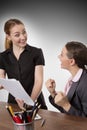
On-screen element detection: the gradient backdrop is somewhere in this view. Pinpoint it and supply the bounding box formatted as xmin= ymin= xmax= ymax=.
xmin=0 ymin=0 xmax=87 ymax=111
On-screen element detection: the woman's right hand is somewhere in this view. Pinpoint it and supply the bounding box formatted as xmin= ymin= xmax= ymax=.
xmin=45 ymin=79 xmax=57 ymax=98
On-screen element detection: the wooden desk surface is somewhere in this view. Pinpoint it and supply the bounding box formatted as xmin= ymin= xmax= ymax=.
xmin=0 ymin=102 xmax=87 ymax=130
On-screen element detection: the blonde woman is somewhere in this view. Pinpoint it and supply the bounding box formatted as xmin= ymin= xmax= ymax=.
xmin=0 ymin=18 xmax=47 ymax=109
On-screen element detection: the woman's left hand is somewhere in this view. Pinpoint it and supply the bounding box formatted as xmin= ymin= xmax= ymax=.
xmin=15 ymin=98 xmax=25 ymax=110
xmin=54 ymin=91 xmax=71 ymax=111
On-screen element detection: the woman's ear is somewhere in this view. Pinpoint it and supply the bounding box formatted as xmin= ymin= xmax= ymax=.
xmin=70 ymin=58 xmax=75 ymax=66
xmin=6 ymin=34 xmax=11 ymax=41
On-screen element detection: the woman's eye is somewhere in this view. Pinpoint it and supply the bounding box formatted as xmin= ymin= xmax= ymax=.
xmin=15 ymin=34 xmax=20 ymax=37
xmin=22 ymin=30 xmax=26 ymax=35
xmin=14 ymin=31 xmax=26 ymax=37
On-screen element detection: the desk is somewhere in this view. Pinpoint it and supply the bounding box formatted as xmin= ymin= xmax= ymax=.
xmin=0 ymin=102 xmax=87 ymax=130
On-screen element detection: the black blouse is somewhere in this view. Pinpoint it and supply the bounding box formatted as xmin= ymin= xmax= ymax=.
xmin=0 ymin=44 xmax=47 ymax=109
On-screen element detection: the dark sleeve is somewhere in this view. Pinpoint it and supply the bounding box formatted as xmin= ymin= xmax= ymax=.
xmin=34 ymin=48 xmax=45 ymax=66
xmin=0 ymin=54 xmax=5 ymax=69
xmin=49 ymin=93 xmax=87 ymax=117
xmin=49 ymin=95 xmax=66 ymax=113
xmin=68 ymin=104 xmax=87 ymax=117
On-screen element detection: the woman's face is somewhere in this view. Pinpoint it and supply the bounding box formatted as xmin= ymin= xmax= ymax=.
xmin=58 ymin=46 xmax=74 ymax=70
xmin=7 ymin=24 xmax=27 ymax=48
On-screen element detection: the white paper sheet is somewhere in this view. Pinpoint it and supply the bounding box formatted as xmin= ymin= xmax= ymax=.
xmin=0 ymin=78 xmax=34 ymax=106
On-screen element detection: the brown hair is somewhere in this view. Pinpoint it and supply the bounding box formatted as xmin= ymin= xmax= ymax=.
xmin=65 ymin=41 xmax=87 ymax=69
xmin=4 ymin=18 xmax=24 ymax=50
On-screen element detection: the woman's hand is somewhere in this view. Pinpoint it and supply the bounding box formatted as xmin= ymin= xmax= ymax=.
xmin=45 ymin=79 xmax=57 ymax=98
xmin=54 ymin=91 xmax=71 ymax=111
xmin=15 ymin=98 xmax=32 ymax=110
xmin=15 ymin=98 xmax=25 ymax=110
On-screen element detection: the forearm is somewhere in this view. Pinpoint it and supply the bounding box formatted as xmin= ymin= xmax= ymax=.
xmin=49 ymin=95 xmax=64 ymax=112
xmin=31 ymin=83 xmax=42 ymax=101
xmin=31 ymin=65 xmax=43 ymax=101
xmin=0 ymin=69 xmax=6 ymax=89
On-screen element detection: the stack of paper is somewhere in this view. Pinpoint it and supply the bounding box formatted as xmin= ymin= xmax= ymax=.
xmin=0 ymin=78 xmax=34 ymax=106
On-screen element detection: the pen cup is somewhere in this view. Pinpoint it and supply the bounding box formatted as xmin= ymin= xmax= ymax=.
xmin=13 ymin=111 xmax=34 ymax=130
xmin=13 ymin=120 xmax=34 ymax=130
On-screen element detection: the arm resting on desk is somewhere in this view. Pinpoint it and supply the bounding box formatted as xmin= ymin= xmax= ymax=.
xmin=49 ymin=95 xmax=87 ymax=117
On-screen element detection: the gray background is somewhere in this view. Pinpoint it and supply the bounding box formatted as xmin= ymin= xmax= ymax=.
xmin=0 ymin=0 xmax=87 ymax=111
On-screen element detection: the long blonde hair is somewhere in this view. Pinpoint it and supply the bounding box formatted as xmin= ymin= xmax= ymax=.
xmin=4 ymin=18 xmax=24 ymax=50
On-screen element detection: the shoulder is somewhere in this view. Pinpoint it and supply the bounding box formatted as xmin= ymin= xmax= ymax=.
xmin=0 ymin=49 xmax=11 ymax=57
xmin=77 ymin=70 xmax=87 ymax=98
xmin=26 ymin=44 xmax=45 ymax=65
xmin=26 ymin=44 xmax=43 ymax=54
xmin=81 ymin=69 xmax=87 ymax=79
xmin=26 ymin=44 xmax=42 ymax=50
xmin=78 ymin=69 xmax=87 ymax=88
xmin=0 ymin=50 xmax=8 ymax=62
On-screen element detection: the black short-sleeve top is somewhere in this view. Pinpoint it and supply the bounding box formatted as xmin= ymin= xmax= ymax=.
xmin=0 ymin=44 xmax=45 ymax=103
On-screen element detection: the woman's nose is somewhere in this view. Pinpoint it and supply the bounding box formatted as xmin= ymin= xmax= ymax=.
xmin=20 ymin=34 xmax=26 ymax=39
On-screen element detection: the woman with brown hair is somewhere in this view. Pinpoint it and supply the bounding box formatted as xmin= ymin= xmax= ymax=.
xmin=46 ymin=41 xmax=87 ymax=117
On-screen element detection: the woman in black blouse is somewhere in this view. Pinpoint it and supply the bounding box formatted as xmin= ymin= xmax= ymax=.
xmin=0 ymin=18 xmax=47 ymax=109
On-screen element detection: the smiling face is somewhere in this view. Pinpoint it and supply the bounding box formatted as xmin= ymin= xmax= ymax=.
xmin=58 ymin=46 xmax=75 ymax=70
xmin=6 ymin=24 xmax=27 ymax=48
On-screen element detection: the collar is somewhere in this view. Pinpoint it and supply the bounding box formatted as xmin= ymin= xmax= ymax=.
xmin=5 ymin=44 xmax=31 ymax=53
xmin=72 ymin=69 xmax=83 ymax=82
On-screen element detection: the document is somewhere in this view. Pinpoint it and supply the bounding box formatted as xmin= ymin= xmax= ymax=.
xmin=0 ymin=78 xmax=34 ymax=106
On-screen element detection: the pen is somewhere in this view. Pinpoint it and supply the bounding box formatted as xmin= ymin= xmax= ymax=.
xmin=22 ymin=110 xmax=29 ymax=123
xmin=6 ymin=105 xmax=23 ymax=123
xmin=32 ymin=104 xmax=41 ymax=120
xmin=41 ymin=119 xmax=45 ymax=127
xmin=30 ymin=101 xmax=38 ymax=118
xmin=8 ymin=105 xmax=15 ymax=116
xmin=13 ymin=115 xmax=23 ymax=123
xmin=6 ymin=105 xmax=13 ymax=117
